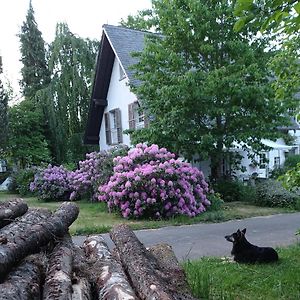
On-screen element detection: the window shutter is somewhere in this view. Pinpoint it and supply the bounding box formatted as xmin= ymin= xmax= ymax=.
xmin=128 ymin=103 xmax=136 ymax=130
xmin=144 ymin=114 xmax=150 ymax=128
xmin=116 ymin=109 xmax=123 ymax=143
xmin=104 ymin=112 xmax=111 ymax=145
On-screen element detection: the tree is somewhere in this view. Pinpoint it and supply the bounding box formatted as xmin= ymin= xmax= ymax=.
xmin=36 ymin=23 xmax=98 ymax=163
xmin=8 ymin=100 xmax=51 ymax=168
xmin=129 ymin=0 xmax=292 ymax=180
xmin=18 ymin=0 xmax=50 ymax=99
xmin=234 ymin=0 xmax=300 ymax=34
xmin=0 ymin=57 xmax=9 ymax=153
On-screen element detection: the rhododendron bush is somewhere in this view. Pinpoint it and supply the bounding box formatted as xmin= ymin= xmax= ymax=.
xmin=98 ymin=144 xmax=211 ymax=218
xmin=30 ymin=165 xmax=71 ymax=201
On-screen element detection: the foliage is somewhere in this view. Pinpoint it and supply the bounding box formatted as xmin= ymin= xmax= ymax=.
xmin=254 ymin=179 xmax=299 ymax=208
xmin=98 ymin=144 xmax=211 ymax=219
xmin=279 ymin=162 xmax=300 ymax=191
xmin=284 ymin=154 xmax=300 ymax=169
xmin=35 ymin=23 xmax=99 ymax=164
xmin=234 ymin=0 xmax=300 ymax=34
xmin=213 ymin=180 xmax=257 ymax=202
xmin=68 ymin=145 xmax=129 ymax=201
xmin=30 ymin=164 xmax=72 ymax=201
xmin=18 ymin=0 xmax=50 ymax=99
xmin=129 ymin=0 xmax=290 ymax=180
xmin=184 ymin=244 xmax=300 ymax=299
xmin=8 ymin=100 xmax=51 ymax=168
xmin=0 ymin=58 xmax=8 ymax=153
xmin=9 ymin=167 xmax=38 ymax=196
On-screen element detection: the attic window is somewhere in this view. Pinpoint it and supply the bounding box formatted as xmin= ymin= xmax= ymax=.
xmin=119 ymin=63 xmax=126 ymax=81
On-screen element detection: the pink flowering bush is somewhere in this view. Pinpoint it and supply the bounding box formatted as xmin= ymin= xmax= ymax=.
xmin=98 ymin=144 xmax=211 ymax=219
xmin=68 ymin=145 xmax=129 ymax=200
xmin=30 ymin=164 xmax=71 ymax=201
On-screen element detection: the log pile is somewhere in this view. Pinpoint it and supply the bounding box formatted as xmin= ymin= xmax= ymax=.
xmin=0 ymin=198 xmax=198 ymax=300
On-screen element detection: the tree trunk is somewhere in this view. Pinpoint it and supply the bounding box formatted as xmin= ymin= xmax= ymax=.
xmin=0 ymin=198 xmax=28 ymax=228
xmin=0 ymin=254 xmax=45 ymax=300
xmin=0 ymin=208 xmax=52 ymax=243
xmin=43 ymin=234 xmax=74 ymax=300
xmin=110 ymin=224 xmax=199 ymax=300
xmin=0 ymin=202 xmax=79 ymax=281
xmin=83 ymin=235 xmax=137 ymax=300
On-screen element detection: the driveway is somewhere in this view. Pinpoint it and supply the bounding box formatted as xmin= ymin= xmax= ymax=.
xmin=72 ymin=212 xmax=300 ymax=261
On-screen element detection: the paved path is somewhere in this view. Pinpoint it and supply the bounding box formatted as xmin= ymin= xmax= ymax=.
xmin=73 ymin=212 xmax=300 ymax=261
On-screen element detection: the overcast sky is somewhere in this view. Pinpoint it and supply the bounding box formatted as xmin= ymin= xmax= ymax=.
xmin=0 ymin=0 xmax=151 ymax=97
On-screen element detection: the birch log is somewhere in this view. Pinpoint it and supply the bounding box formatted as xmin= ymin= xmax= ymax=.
xmin=0 ymin=202 xmax=79 ymax=281
xmin=0 ymin=198 xmax=28 ymax=228
xmin=0 ymin=254 xmax=45 ymax=300
xmin=110 ymin=224 xmax=199 ymax=300
xmin=83 ymin=235 xmax=137 ymax=300
xmin=43 ymin=234 xmax=74 ymax=300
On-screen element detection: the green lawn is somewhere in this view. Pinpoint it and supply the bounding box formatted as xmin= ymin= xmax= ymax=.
xmin=183 ymin=244 xmax=300 ymax=299
xmin=0 ymin=192 xmax=296 ymax=235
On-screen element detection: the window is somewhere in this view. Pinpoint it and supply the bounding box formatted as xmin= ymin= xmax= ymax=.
xmin=274 ymin=157 xmax=280 ymax=168
xmin=128 ymin=101 xmax=148 ymax=130
xmin=104 ymin=109 xmax=123 ymax=145
xmin=259 ymin=153 xmax=267 ymax=168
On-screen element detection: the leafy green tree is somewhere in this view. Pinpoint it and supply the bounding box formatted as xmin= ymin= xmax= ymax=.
xmin=37 ymin=23 xmax=98 ymax=163
xmin=18 ymin=0 xmax=50 ymax=99
xmin=8 ymin=100 xmax=51 ymax=168
xmin=129 ymin=0 xmax=292 ymax=180
xmin=0 ymin=57 xmax=9 ymax=153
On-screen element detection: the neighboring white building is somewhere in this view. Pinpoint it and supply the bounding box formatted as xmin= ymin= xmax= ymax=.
xmin=84 ymin=24 xmax=300 ymax=179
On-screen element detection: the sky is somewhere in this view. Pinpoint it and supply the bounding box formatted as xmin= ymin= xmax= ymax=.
xmin=0 ymin=0 xmax=151 ymax=99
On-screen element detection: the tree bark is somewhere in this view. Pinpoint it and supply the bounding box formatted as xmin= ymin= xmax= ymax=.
xmin=43 ymin=234 xmax=74 ymax=300
xmin=0 ymin=254 xmax=45 ymax=300
xmin=0 ymin=208 xmax=52 ymax=243
xmin=83 ymin=235 xmax=137 ymax=300
xmin=0 ymin=202 xmax=79 ymax=281
xmin=0 ymin=198 xmax=28 ymax=228
xmin=110 ymin=224 xmax=199 ymax=300
xmin=71 ymin=276 xmax=92 ymax=300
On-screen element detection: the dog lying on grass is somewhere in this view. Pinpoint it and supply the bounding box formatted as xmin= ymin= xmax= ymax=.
xmin=225 ymin=228 xmax=279 ymax=263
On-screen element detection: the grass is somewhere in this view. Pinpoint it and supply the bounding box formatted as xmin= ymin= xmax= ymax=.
xmin=0 ymin=191 xmax=296 ymax=235
xmin=183 ymin=244 xmax=300 ymax=299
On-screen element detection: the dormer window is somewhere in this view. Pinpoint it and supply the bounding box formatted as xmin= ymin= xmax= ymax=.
xmin=119 ymin=63 xmax=126 ymax=81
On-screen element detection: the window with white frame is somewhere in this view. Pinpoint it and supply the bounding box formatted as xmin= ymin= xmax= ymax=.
xmin=128 ymin=101 xmax=147 ymax=130
xmin=274 ymin=156 xmax=280 ymax=168
xmin=104 ymin=108 xmax=123 ymax=145
xmin=259 ymin=153 xmax=267 ymax=168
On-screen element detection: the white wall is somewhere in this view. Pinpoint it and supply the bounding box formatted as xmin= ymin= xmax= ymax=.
xmin=99 ymin=57 xmax=137 ymax=150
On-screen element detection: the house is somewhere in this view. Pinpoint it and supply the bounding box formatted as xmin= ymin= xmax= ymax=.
xmin=84 ymin=24 xmax=300 ymax=179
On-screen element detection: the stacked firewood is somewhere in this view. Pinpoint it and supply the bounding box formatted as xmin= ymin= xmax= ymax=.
xmin=0 ymin=198 xmax=198 ymax=300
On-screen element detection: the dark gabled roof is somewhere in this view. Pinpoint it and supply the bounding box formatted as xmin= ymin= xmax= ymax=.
xmin=84 ymin=25 xmax=150 ymax=145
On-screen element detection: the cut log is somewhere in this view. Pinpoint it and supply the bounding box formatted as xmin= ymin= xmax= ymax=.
xmin=0 ymin=202 xmax=79 ymax=281
xmin=148 ymin=243 xmax=190 ymax=293
xmin=72 ymin=276 xmax=92 ymax=300
xmin=0 ymin=254 xmax=45 ymax=300
xmin=110 ymin=224 xmax=199 ymax=300
xmin=83 ymin=235 xmax=137 ymax=300
xmin=43 ymin=234 xmax=74 ymax=300
xmin=0 ymin=208 xmax=52 ymax=243
xmin=0 ymin=198 xmax=28 ymax=228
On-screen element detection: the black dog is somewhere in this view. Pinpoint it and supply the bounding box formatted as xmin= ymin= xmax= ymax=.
xmin=225 ymin=228 xmax=278 ymax=263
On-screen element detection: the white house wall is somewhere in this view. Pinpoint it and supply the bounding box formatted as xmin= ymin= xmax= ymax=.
xmin=99 ymin=57 xmax=136 ymax=150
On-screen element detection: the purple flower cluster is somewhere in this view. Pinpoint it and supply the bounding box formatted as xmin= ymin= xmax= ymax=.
xmin=30 ymin=164 xmax=71 ymax=201
xmin=98 ymin=144 xmax=211 ymax=219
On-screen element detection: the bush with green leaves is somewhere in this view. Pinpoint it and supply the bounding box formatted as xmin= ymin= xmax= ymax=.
xmin=213 ymin=179 xmax=257 ymax=203
xmin=254 ymin=179 xmax=299 ymax=208
xmin=279 ymin=162 xmax=300 ymax=192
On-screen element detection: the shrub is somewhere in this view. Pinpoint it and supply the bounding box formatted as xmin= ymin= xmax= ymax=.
xmin=284 ymin=155 xmax=300 ymax=169
xmin=254 ymin=179 xmax=299 ymax=208
xmin=98 ymin=144 xmax=211 ymax=219
xmin=213 ymin=180 xmax=256 ymax=203
xmin=68 ymin=145 xmax=129 ymax=201
xmin=30 ymin=165 xmax=72 ymax=201
xmin=279 ymin=162 xmax=300 ymax=192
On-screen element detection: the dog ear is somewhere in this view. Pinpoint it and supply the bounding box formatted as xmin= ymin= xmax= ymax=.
xmin=242 ymin=228 xmax=246 ymax=234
